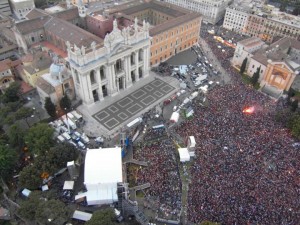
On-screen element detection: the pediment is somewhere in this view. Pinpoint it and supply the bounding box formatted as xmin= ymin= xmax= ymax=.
xmin=271 ymin=61 xmax=294 ymax=73
xmin=109 ymin=43 xmax=132 ymax=57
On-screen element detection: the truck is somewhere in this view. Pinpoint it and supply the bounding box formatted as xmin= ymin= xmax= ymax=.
xmin=61 ymin=115 xmax=76 ymax=130
xmin=62 ymin=132 xmax=71 ymax=141
xmin=71 ymin=110 xmax=83 ymax=122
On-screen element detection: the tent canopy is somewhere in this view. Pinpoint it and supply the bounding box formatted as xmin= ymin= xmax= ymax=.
xmin=178 ymin=148 xmax=190 ymax=162
xmin=189 ymin=136 xmax=196 ymax=148
xmin=63 ymin=181 xmax=74 ymax=190
xmin=170 ymin=111 xmax=179 ymax=123
xmin=72 ymin=210 xmax=92 ymax=221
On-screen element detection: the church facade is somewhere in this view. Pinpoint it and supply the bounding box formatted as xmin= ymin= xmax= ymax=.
xmin=67 ymin=19 xmax=151 ymax=106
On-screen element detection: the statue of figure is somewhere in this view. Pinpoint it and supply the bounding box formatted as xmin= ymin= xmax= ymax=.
xmin=81 ymin=45 xmax=85 ymax=55
xmin=134 ymin=17 xmax=138 ymax=31
xmin=66 ymin=41 xmax=71 ymax=50
xmin=91 ymin=41 xmax=96 ymax=51
xmin=113 ymin=19 xmax=118 ymax=30
xmin=74 ymin=44 xmax=81 ymax=55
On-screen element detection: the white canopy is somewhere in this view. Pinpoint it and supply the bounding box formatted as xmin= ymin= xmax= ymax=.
xmin=189 ymin=136 xmax=196 ymax=148
xmin=42 ymin=185 xmax=49 ymax=191
xmin=170 ymin=111 xmax=179 ymax=123
xmin=72 ymin=210 xmax=92 ymax=221
xmin=84 ymin=147 xmax=122 ymax=205
xmin=178 ymin=148 xmax=190 ymax=162
xmin=63 ymin=181 xmax=74 ymax=190
xmin=21 ymin=189 xmax=31 ymax=197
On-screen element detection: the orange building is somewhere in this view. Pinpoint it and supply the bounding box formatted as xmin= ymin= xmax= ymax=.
xmin=105 ymin=0 xmax=202 ymax=66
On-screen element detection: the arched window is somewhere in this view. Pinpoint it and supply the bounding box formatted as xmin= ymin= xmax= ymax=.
xmin=131 ymin=52 xmax=135 ymax=65
xmin=138 ymin=49 xmax=143 ymax=62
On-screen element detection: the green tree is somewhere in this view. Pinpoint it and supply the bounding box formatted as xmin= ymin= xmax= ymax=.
xmin=251 ymin=66 xmax=261 ymax=85
xmin=292 ymin=6 xmax=300 ymax=15
xmin=287 ymin=114 xmax=300 ymax=139
xmin=35 ymin=199 xmax=70 ymax=225
xmin=0 ymin=144 xmax=16 ymax=179
xmin=240 ymin=58 xmax=247 ymax=75
xmin=291 ymin=99 xmax=298 ymax=112
xmin=59 ymin=95 xmax=71 ymax=112
xmin=18 ymin=191 xmax=42 ymax=220
xmin=44 ymin=97 xmax=57 ymax=118
xmin=2 ymin=82 xmax=21 ymax=103
xmin=19 ymin=164 xmax=43 ymax=189
xmin=85 ymin=208 xmax=117 ymax=225
xmin=25 ymin=123 xmax=54 ymax=154
xmin=7 ymin=122 xmax=25 ymax=147
xmin=15 ymin=107 xmax=34 ymax=127
xmin=280 ymin=0 xmax=288 ymax=12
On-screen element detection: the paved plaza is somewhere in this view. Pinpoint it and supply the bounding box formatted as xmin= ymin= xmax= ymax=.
xmin=92 ymin=79 xmax=175 ymax=131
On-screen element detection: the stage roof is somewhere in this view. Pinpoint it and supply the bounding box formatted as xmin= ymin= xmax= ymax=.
xmin=84 ymin=147 xmax=122 ymax=185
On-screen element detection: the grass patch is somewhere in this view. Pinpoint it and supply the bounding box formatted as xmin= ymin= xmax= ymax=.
xmin=136 ymin=190 xmax=145 ymax=198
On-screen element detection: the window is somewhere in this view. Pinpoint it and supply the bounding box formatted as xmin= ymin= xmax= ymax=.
xmin=90 ymin=70 xmax=96 ymax=84
xmin=100 ymin=66 xmax=105 ymax=80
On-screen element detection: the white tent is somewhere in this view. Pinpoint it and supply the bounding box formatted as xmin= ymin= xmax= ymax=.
xmin=42 ymin=185 xmax=49 ymax=191
xmin=170 ymin=111 xmax=179 ymax=123
xmin=178 ymin=148 xmax=190 ymax=162
xmin=84 ymin=147 xmax=122 ymax=205
xmin=63 ymin=181 xmax=74 ymax=190
xmin=189 ymin=136 xmax=196 ymax=148
xmin=72 ymin=210 xmax=92 ymax=221
xmin=21 ymin=189 xmax=31 ymax=197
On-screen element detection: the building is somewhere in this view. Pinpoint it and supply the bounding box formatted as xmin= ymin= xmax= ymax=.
xmin=0 ymin=0 xmax=12 ymax=16
xmin=10 ymin=0 xmax=35 ymax=20
xmin=81 ymin=147 xmax=122 ymax=205
xmin=0 ymin=59 xmax=14 ymax=93
xmin=68 ymin=18 xmax=151 ymax=105
xmin=223 ymin=3 xmax=300 ymax=43
xmin=164 ymin=0 xmax=232 ymax=24
xmin=234 ymin=37 xmax=300 ymax=97
xmin=36 ymin=57 xmax=75 ymax=106
xmin=22 ymin=49 xmax=52 ymax=87
xmin=105 ymin=0 xmax=202 ymax=66
xmin=232 ymin=37 xmax=265 ymax=66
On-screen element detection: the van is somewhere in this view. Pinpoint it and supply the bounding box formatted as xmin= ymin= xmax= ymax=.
xmin=77 ymin=141 xmax=86 ymax=149
xmin=62 ymin=132 xmax=71 ymax=141
xmin=57 ymin=135 xmax=65 ymax=143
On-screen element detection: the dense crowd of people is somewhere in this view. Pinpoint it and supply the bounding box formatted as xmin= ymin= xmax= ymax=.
xmin=133 ymin=128 xmax=182 ymax=220
xmin=174 ymin=81 xmax=299 ymax=224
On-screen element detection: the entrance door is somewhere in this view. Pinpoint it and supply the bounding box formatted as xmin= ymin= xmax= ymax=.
xmin=119 ymin=77 xmax=124 ymax=90
xmin=102 ymin=85 xmax=108 ymax=97
xmin=92 ymin=90 xmax=99 ymax=102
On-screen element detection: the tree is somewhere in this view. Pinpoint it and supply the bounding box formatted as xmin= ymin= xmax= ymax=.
xmin=15 ymin=107 xmax=34 ymax=127
xmin=2 ymin=82 xmax=21 ymax=103
xmin=19 ymin=164 xmax=43 ymax=189
xmin=7 ymin=122 xmax=25 ymax=147
xmin=292 ymin=6 xmax=300 ymax=15
xmin=287 ymin=114 xmax=300 ymax=139
xmin=280 ymin=0 xmax=288 ymax=12
xmin=85 ymin=208 xmax=117 ymax=225
xmin=0 ymin=144 xmax=16 ymax=179
xmin=291 ymin=99 xmax=298 ymax=112
xmin=251 ymin=66 xmax=261 ymax=85
xmin=18 ymin=191 xmax=42 ymax=220
xmin=240 ymin=58 xmax=247 ymax=75
xmin=59 ymin=95 xmax=71 ymax=112
xmin=44 ymin=97 xmax=57 ymax=118
xmin=35 ymin=199 xmax=70 ymax=225
xmin=24 ymin=123 xmax=54 ymax=154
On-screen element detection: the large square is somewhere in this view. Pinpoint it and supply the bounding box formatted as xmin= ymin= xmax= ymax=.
xmin=92 ymin=78 xmax=176 ymax=131
xmin=141 ymin=96 xmax=156 ymax=106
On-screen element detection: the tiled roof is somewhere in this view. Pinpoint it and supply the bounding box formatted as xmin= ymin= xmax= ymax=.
xmin=15 ymin=16 xmax=51 ymax=34
xmin=54 ymin=7 xmax=79 ymax=21
xmin=23 ymin=52 xmax=52 ymax=74
xmin=0 ymin=59 xmax=11 ymax=72
xmin=25 ymin=8 xmax=48 ymax=20
xmin=44 ymin=17 xmax=103 ymax=47
xmin=36 ymin=76 xmax=55 ymax=94
xmin=150 ymin=12 xmax=201 ymax=36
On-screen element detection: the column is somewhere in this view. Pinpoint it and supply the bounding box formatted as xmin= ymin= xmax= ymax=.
xmin=111 ymin=63 xmax=117 ymax=96
xmin=107 ymin=65 xmax=113 ymax=96
xmin=135 ymin=50 xmax=139 ymax=81
xmin=81 ymin=73 xmax=93 ymax=105
xmin=96 ymin=68 xmax=104 ymax=100
xmin=125 ymin=56 xmax=132 ymax=88
xmin=143 ymin=47 xmax=149 ymax=77
xmin=86 ymin=72 xmax=94 ymax=104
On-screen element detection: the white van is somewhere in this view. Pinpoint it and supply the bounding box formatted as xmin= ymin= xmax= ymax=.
xmin=57 ymin=135 xmax=65 ymax=143
xmin=62 ymin=132 xmax=71 ymax=141
xmin=77 ymin=141 xmax=86 ymax=149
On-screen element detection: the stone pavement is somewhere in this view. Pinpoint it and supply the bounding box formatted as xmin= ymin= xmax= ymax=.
xmin=77 ymin=71 xmax=180 ymax=138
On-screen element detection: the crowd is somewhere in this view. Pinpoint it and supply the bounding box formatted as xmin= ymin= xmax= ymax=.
xmin=133 ymin=128 xmax=182 ymax=220
xmin=174 ymin=82 xmax=300 ymax=224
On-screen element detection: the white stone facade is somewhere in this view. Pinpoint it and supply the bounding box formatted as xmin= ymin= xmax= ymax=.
xmin=164 ymin=0 xmax=232 ymax=24
xmin=223 ymin=6 xmax=249 ymax=33
xmin=10 ymin=0 xmax=35 ymax=20
xmin=67 ymin=19 xmax=151 ymax=106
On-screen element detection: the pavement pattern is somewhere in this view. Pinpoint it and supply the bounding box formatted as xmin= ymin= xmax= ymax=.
xmin=92 ymin=78 xmax=175 ymax=131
